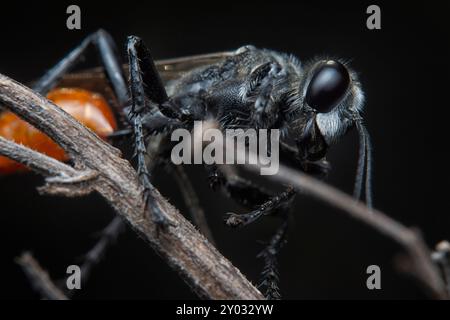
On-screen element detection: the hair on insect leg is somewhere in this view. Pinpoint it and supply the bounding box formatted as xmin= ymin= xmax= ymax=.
xmin=21 ymin=29 xmax=136 ymax=293
xmin=205 ymin=164 xmax=273 ymax=205
xmin=203 ymin=165 xmax=297 ymax=227
xmin=257 ymin=217 xmax=289 ymax=300
xmin=225 ymin=187 xmax=296 ymax=228
xmin=126 ymin=35 xmax=179 ymax=230
xmin=203 ymin=163 xmax=293 ymax=298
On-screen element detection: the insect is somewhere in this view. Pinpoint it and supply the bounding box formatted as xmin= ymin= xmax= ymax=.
xmin=1 ymin=29 xmax=373 ymax=299
xmin=0 ymin=88 xmax=117 ymax=174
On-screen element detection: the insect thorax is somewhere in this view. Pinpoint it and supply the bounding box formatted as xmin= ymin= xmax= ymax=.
xmin=165 ymin=46 xmax=306 ymax=132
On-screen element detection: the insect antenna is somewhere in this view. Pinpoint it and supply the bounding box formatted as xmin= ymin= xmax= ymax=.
xmin=353 ymin=121 xmax=373 ymax=208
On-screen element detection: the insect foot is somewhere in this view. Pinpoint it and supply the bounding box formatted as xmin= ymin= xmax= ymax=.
xmin=225 ymin=188 xmax=295 ymax=228
xmin=257 ymin=220 xmax=288 ymax=300
xmin=153 ymin=214 xmax=175 ymax=236
xmin=224 ymin=212 xmax=249 ymax=228
xmin=150 ymin=211 xmax=175 ymax=237
xmin=257 ymin=247 xmax=282 ymax=300
xmin=144 ymin=192 xmax=176 ymax=235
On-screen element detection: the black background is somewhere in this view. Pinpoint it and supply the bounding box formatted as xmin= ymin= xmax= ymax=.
xmin=0 ymin=1 xmax=448 ymax=299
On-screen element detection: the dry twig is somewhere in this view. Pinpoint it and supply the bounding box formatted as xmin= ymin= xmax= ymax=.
xmin=1 ymin=72 xmax=446 ymax=300
xmin=243 ymin=162 xmax=448 ymax=299
xmin=16 ymin=252 xmax=68 ymax=300
xmin=0 ymin=73 xmax=263 ymax=300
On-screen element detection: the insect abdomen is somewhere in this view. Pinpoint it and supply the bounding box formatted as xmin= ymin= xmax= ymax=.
xmin=0 ymin=88 xmax=117 ymax=174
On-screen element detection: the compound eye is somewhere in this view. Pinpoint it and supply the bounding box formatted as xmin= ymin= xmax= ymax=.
xmin=305 ymin=60 xmax=350 ymax=112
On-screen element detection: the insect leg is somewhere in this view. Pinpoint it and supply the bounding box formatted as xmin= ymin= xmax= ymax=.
xmin=257 ymin=218 xmax=288 ymax=300
xmin=126 ymin=36 xmax=168 ymax=108
xmin=225 ymin=187 xmax=295 ymax=228
xmin=126 ymin=35 xmax=176 ymax=229
xmin=33 ymin=29 xmax=129 ymax=109
xmin=132 ymin=115 xmax=173 ymax=229
xmin=107 ymin=112 xmax=182 ymax=141
xmin=28 ymin=30 xmax=131 ymax=288
xmin=205 ymin=166 xmax=291 ymax=298
xmin=205 ymin=165 xmax=296 ymax=226
xmin=205 ymin=164 xmax=273 ymax=206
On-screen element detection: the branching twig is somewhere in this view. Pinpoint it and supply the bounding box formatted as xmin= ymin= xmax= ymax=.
xmin=243 ymin=162 xmax=448 ymax=299
xmin=188 ymin=119 xmax=448 ymax=300
xmin=0 ymin=136 xmax=78 ymax=177
xmin=16 ymin=252 xmax=68 ymax=300
xmin=0 ymin=73 xmax=263 ymax=300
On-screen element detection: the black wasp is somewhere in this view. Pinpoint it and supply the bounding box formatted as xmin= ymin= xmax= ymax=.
xmin=32 ymin=30 xmax=373 ymax=299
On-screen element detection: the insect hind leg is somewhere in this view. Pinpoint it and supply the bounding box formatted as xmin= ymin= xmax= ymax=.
xmin=28 ymin=30 xmax=132 ymax=291
xmin=33 ymin=29 xmax=129 ymax=119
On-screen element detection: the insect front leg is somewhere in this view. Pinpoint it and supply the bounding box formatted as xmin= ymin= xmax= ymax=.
xmin=126 ymin=35 xmax=179 ymax=229
xmin=132 ymin=115 xmax=172 ymax=229
xmin=27 ymin=30 xmax=132 ymax=287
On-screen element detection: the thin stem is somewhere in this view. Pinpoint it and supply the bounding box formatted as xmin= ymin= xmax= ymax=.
xmin=243 ymin=162 xmax=447 ymax=299
xmin=0 ymin=136 xmax=76 ymax=177
xmin=66 ymin=216 xmax=125 ymax=297
xmin=16 ymin=252 xmax=68 ymax=300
